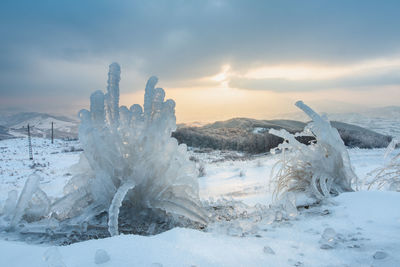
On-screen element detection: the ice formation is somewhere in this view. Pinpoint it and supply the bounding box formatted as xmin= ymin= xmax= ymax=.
xmin=6 ymin=173 xmax=51 ymax=229
xmin=269 ymin=101 xmax=357 ymax=202
xmin=1 ymin=63 xmax=207 ymax=240
xmin=368 ymin=139 xmax=400 ymax=191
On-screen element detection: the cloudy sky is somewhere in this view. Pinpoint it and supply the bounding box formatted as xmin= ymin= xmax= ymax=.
xmin=1 ymin=0 xmax=400 ymax=122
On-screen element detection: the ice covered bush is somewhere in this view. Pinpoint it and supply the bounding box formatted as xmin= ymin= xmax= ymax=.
xmin=368 ymin=139 xmax=400 ymax=191
xmin=57 ymin=63 xmax=208 ymax=235
xmin=269 ymin=101 xmax=357 ymax=202
xmin=1 ymin=63 xmax=207 ymax=239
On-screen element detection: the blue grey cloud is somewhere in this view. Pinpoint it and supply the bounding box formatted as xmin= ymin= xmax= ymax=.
xmin=1 ymin=0 xmax=400 ymax=108
xmin=229 ymin=66 xmax=400 ymax=92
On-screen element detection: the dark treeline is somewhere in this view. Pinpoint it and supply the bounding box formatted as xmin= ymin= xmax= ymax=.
xmin=173 ymin=127 xmax=314 ymax=154
xmin=172 ymin=118 xmax=392 ymax=154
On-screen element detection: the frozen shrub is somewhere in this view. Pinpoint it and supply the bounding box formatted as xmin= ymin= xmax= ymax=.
xmin=368 ymin=139 xmax=400 ymax=191
xmin=1 ymin=63 xmax=207 ymax=239
xmin=60 ymin=63 xmax=207 ymax=235
xmin=269 ymin=101 xmax=357 ymax=202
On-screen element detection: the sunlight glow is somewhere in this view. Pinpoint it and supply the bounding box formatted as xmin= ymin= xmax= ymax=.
xmin=210 ymin=64 xmax=231 ymax=87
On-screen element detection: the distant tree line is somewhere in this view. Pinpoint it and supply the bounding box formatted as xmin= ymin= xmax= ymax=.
xmin=172 ymin=121 xmax=392 ymax=154
xmin=172 ymin=127 xmax=314 ymax=154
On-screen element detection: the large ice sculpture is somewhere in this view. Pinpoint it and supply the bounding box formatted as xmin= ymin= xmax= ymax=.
xmin=64 ymin=63 xmax=208 ymax=235
xmin=1 ymin=63 xmax=207 ymax=239
xmin=269 ymin=101 xmax=357 ymax=201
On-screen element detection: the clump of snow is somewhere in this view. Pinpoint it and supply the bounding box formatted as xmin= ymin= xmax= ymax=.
xmin=269 ymin=101 xmax=357 ymax=202
xmin=263 ymin=245 xmax=275 ymax=255
xmin=94 ymin=249 xmax=110 ymax=264
xmin=252 ymin=127 xmax=267 ymax=134
xmin=43 ymin=247 xmax=66 ymax=267
xmin=373 ymin=251 xmax=388 ymax=260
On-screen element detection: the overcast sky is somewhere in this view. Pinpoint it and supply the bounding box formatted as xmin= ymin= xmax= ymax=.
xmin=1 ymin=0 xmax=400 ymax=121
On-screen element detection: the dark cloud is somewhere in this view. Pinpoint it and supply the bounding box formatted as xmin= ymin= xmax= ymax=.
xmin=1 ymin=0 xmax=400 ymax=110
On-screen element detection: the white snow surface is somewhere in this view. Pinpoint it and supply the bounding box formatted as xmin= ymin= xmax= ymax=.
xmin=0 ymin=137 xmax=399 ymax=266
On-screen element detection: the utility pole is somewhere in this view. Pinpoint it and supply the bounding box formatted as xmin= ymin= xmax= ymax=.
xmin=28 ymin=124 xmax=33 ymax=160
xmin=51 ymin=121 xmax=54 ymax=144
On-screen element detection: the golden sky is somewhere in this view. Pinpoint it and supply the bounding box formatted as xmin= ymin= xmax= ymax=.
xmin=120 ymin=58 xmax=400 ymax=123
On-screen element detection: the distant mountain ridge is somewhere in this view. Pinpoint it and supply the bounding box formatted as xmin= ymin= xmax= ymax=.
xmin=0 ymin=112 xmax=77 ymax=126
xmin=0 ymin=112 xmax=79 ymax=140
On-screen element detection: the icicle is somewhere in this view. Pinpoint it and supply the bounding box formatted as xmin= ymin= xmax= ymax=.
xmin=105 ymin=63 xmax=121 ymax=126
xmin=108 ymin=181 xmax=136 ymax=236
xmin=10 ymin=173 xmax=40 ymax=229
xmin=143 ymin=76 xmax=158 ymax=121
xmin=2 ymin=190 xmax=18 ymax=218
xmin=90 ymin=90 xmax=105 ymax=126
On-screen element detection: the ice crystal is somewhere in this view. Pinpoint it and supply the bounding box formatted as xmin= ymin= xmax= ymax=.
xmin=269 ymin=101 xmax=357 ymax=201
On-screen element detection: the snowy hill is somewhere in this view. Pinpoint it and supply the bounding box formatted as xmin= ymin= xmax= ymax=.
xmin=0 ymin=112 xmax=79 ymax=140
xmin=0 ymin=126 xmax=14 ymax=140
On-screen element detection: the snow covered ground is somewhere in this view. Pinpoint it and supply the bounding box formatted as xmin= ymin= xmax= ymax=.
xmin=0 ymin=137 xmax=399 ymax=266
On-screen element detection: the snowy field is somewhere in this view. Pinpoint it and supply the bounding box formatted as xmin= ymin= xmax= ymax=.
xmin=0 ymin=137 xmax=399 ymax=266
